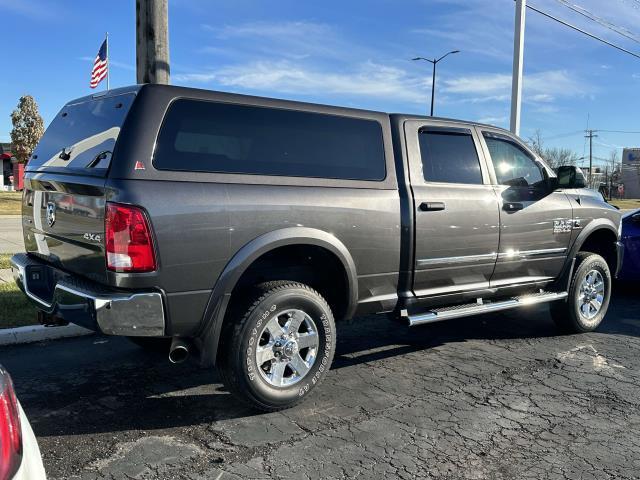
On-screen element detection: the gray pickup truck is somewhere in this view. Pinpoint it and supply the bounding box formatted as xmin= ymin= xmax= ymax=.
xmin=11 ymin=84 xmax=623 ymax=411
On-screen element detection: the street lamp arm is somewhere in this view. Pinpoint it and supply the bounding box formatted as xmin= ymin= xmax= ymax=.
xmin=435 ymin=50 xmax=461 ymax=63
xmin=411 ymin=56 xmax=434 ymax=63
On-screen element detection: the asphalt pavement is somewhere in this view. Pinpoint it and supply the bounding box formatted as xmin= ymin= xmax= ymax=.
xmin=1 ymin=285 xmax=640 ymax=480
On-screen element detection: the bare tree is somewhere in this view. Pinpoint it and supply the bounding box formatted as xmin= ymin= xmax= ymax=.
xmin=527 ymin=129 xmax=579 ymax=169
xmin=527 ymin=129 xmax=545 ymax=158
xmin=10 ymin=95 xmax=44 ymax=164
xmin=544 ymin=147 xmax=580 ymax=169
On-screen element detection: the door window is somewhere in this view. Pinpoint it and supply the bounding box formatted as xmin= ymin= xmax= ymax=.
xmin=483 ymin=133 xmax=545 ymax=188
xmin=418 ymin=129 xmax=483 ymax=184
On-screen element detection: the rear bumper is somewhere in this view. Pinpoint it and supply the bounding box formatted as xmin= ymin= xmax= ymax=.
xmin=10 ymin=253 xmax=165 ymax=337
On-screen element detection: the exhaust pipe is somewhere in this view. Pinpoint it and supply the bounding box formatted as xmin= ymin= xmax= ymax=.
xmin=169 ymin=337 xmax=190 ymax=364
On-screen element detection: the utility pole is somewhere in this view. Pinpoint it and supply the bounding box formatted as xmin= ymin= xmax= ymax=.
xmin=136 ymin=0 xmax=170 ymax=84
xmin=510 ymin=0 xmax=526 ymax=136
xmin=585 ymin=129 xmax=598 ymax=187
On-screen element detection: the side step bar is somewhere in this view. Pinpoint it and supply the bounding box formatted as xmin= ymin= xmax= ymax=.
xmin=405 ymin=291 xmax=568 ymax=327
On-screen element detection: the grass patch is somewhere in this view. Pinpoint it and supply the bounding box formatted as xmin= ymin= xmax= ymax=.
xmin=0 ymin=191 xmax=22 ymax=215
xmin=609 ymin=199 xmax=640 ymax=210
xmin=0 ymin=254 xmax=11 ymax=269
xmin=0 ymin=281 xmax=38 ymax=329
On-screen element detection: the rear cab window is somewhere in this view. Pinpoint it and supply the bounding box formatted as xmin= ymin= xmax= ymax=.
xmin=418 ymin=128 xmax=483 ymax=184
xmin=153 ymin=99 xmax=387 ymax=181
xmin=27 ymin=93 xmax=136 ymax=176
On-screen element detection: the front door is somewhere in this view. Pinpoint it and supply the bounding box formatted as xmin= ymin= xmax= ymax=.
xmin=405 ymin=121 xmax=500 ymax=297
xmin=476 ymin=128 xmax=573 ymax=287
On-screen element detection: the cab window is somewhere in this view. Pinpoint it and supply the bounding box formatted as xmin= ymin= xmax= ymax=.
xmin=418 ymin=128 xmax=483 ymax=184
xmin=483 ymin=133 xmax=545 ymax=188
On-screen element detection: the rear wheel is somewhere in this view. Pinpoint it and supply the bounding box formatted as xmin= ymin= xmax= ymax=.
xmin=217 ymin=281 xmax=336 ymax=411
xmin=551 ymin=252 xmax=611 ymax=333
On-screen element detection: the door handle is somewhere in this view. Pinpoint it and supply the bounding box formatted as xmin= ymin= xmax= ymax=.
xmin=419 ymin=202 xmax=446 ymax=212
xmin=503 ymin=202 xmax=524 ymax=212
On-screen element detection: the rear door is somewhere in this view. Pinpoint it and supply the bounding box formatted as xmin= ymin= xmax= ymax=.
xmin=405 ymin=120 xmax=500 ymax=297
xmin=476 ymin=128 xmax=573 ymax=287
xmin=22 ymin=92 xmax=136 ymax=282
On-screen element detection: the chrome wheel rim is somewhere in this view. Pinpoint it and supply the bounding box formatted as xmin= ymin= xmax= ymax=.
xmin=255 ymin=309 xmax=319 ymax=387
xmin=579 ymin=269 xmax=605 ymax=320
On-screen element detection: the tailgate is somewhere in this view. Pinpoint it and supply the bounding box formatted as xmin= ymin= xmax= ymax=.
xmin=22 ymin=175 xmax=108 ymax=283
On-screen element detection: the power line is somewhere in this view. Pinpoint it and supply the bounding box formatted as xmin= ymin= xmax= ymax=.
xmin=544 ymin=129 xmax=585 ymax=140
xmin=526 ymin=3 xmax=640 ymax=60
xmin=555 ymin=0 xmax=640 ymax=45
xmin=597 ymin=129 xmax=640 ymax=134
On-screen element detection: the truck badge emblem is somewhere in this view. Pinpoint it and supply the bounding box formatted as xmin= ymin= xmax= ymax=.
xmin=46 ymin=202 xmax=56 ymax=227
xmin=553 ymin=219 xmax=572 ymax=234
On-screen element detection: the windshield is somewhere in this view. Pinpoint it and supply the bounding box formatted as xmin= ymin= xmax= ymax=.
xmin=26 ymin=92 xmax=135 ymax=175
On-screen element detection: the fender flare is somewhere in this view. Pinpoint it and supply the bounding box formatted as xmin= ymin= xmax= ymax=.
xmin=555 ymin=219 xmax=620 ymax=290
xmin=195 ymin=227 xmax=358 ymax=366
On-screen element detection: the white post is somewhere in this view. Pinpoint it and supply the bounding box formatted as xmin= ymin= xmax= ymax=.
xmin=106 ymin=32 xmax=110 ymax=91
xmin=510 ymin=0 xmax=526 ymax=136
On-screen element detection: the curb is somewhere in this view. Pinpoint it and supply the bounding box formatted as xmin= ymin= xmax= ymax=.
xmin=0 ymin=324 xmax=94 ymax=346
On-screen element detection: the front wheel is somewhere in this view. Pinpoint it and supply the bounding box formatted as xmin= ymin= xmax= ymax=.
xmin=551 ymin=252 xmax=612 ymax=333
xmin=217 ymin=281 xmax=336 ymax=411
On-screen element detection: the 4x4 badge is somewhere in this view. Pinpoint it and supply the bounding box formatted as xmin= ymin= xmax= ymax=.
xmin=46 ymin=202 xmax=56 ymax=227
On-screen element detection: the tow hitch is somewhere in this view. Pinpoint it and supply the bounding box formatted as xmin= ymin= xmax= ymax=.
xmin=37 ymin=311 xmax=69 ymax=327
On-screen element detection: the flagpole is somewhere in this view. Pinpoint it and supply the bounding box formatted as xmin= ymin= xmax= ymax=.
xmin=106 ymin=32 xmax=110 ymax=91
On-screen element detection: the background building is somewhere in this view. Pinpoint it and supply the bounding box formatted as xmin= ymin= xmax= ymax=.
xmin=0 ymin=142 xmax=14 ymax=190
xmin=621 ymin=148 xmax=640 ymax=198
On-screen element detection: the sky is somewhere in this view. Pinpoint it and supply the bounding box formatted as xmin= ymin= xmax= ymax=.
xmin=1 ymin=0 xmax=639 ymax=168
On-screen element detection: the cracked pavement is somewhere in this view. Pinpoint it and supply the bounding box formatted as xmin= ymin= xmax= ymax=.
xmin=2 ymin=285 xmax=640 ymax=479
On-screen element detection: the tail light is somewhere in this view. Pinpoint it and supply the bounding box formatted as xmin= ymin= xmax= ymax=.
xmin=0 ymin=368 xmax=22 ymax=480
xmin=105 ymin=202 xmax=157 ymax=273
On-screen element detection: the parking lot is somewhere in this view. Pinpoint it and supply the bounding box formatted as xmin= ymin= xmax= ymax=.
xmin=2 ymin=286 xmax=640 ymax=480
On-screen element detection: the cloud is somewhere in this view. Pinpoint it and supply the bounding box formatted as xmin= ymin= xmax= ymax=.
xmin=205 ymin=21 xmax=332 ymax=40
xmin=78 ymin=56 xmax=135 ymax=72
xmin=174 ymin=60 xmax=429 ymax=103
xmin=442 ymin=70 xmax=590 ymax=105
xmin=199 ymin=21 xmax=351 ymax=61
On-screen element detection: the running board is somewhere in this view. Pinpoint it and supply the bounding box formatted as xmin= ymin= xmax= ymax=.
xmin=405 ymin=291 xmax=568 ymax=327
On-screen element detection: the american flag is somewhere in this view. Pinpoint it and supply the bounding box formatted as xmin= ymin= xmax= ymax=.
xmin=90 ymin=39 xmax=108 ymax=89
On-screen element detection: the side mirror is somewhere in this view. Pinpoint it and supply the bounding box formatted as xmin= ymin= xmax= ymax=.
xmin=632 ymin=212 xmax=640 ymax=224
xmin=555 ymin=166 xmax=587 ymax=189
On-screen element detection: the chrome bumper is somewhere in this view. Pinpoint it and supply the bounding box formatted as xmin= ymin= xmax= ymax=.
xmin=10 ymin=253 xmax=165 ymax=336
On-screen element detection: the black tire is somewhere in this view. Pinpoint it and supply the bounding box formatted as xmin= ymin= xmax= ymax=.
xmin=551 ymin=252 xmax=612 ymax=333
xmin=217 ymin=281 xmax=336 ymax=412
xmin=127 ymin=336 xmax=172 ymax=353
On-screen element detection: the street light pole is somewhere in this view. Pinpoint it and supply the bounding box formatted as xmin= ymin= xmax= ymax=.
xmin=431 ymin=61 xmax=436 ymax=117
xmin=413 ymin=50 xmax=460 ymax=116
xmin=510 ymin=0 xmax=526 ymax=136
